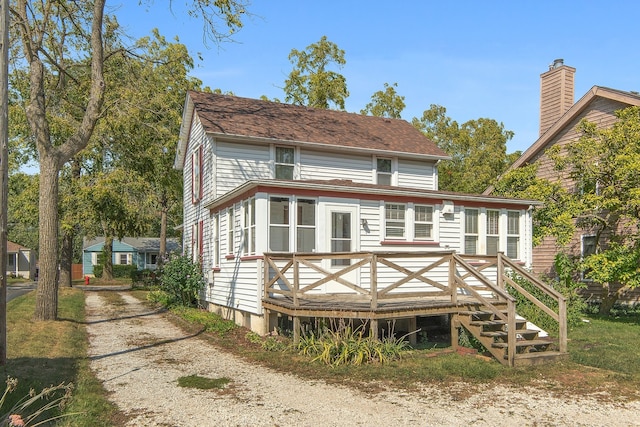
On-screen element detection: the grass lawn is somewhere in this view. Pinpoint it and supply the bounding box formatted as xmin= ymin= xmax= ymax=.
xmin=4 ymin=286 xmax=122 ymax=426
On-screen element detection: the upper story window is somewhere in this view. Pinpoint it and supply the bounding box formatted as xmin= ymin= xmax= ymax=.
xmin=191 ymin=146 xmax=203 ymax=203
xmin=275 ymin=146 xmax=295 ymax=180
xmin=414 ymin=205 xmax=433 ymax=240
xmin=486 ymin=209 xmax=500 ymax=256
xmin=464 ymin=209 xmax=479 ymax=255
xmin=385 ymin=203 xmax=405 ymax=239
xmin=376 ymin=158 xmax=392 ymax=185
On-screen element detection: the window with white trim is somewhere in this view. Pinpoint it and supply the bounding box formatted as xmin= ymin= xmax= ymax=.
xmin=296 ymin=199 xmax=316 ymax=252
xmin=486 ymin=209 xmax=500 ymax=255
xmin=376 ymin=158 xmax=392 ymax=185
xmin=275 ymin=146 xmax=295 ymax=180
xmin=506 ymin=211 xmax=520 ymax=259
xmin=191 ymin=145 xmax=202 ymax=203
xmin=385 ymin=203 xmax=405 ymax=239
xmin=464 ymin=209 xmax=479 ymax=255
xmin=414 ymin=205 xmax=433 ymax=240
xmin=243 ymin=198 xmax=256 ymax=256
xmin=119 ymin=253 xmax=129 ymax=265
xmin=212 ymin=213 xmax=220 ymax=267
xmin=581 ymin=235 xmax=597 ymax=280
xmin=269 ymin=196 xmax=290 ymax=251
xmin=227 ymin=206 xmax=235 ymax=255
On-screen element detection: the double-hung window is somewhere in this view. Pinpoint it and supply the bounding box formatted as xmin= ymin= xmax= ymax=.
xmin=486 ymin=210 xmax=500 ymax=255
xmin=269 ymin=197 xmax=290 ymax=251
xmin=296 ymin=199 xmax=316 ymax=252
xmin=227 ymin=206 xmax=235 ymax=255
xmin=414 ymin=205 xmax=433 ymax=240
xmin=385 ymin=203 xmax=405 ymax=239
xmin=212 ymin=213 xmax=220 ymax=267
xmin=243 ymin=198 xmax=256 ymax=256
xmin=464 ymin=209 xmax=479 ymax=255
xmin=275 ymin=147 xmax=295 ymax=180
xmin=506 ymin=211 xmax=520 ymax=259
xmin=376 ymin=158 xmax=392 ymax=185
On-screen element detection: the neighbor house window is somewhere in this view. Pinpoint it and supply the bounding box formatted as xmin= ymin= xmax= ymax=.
xmin=275 ymin=146 xmax=295 ymax=180
xmin=243 ymin=198 xmax=256 ymax=256
xmin=581 ymin=235 xmax=597 ymax=280
xmin=376 ymin=158 xmax=392 ymax=185
xmin=385 ymin=203 xmax=405 ymax=239
xmin=269 ymin=197 xmax=290 ymax=251
xmin=414 ymin=205 xmax=433 ymax=240
xmin=191 ymin=145 xmax=202 ymax=203
xmin=147 ymin=253 xmax=158 ymax=265
xmin=296 ymin=199 xmax=316 ymax=252
xmin=506 ymin=211 xmax=520 ymax=259
xmin=119 ymin=253 xmax=129 ymax=265
xmin=464 ymin=209 xmax=479 ymax=255
xmin=486 ymin=209 xmax=500 ymax=255
xmin=227 ymin=206 xmax=235 ymax=255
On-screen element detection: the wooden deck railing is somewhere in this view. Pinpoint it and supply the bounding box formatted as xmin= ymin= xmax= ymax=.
xmin=263 ymin=251 xmax=567 ymax=359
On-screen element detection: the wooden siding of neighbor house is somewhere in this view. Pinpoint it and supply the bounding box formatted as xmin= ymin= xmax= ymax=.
xmin=528 ymin=97 xmax=632 ymax=277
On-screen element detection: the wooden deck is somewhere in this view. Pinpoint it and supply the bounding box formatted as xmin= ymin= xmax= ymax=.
xmin=262 ymin=251 xmax=568 ymax=367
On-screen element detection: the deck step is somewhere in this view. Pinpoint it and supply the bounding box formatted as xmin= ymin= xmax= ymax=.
xmin=512 ymin=351 xmax=569 ymax=366
xmin=480 ymin=329 xmax=539 ymax=339
xmin=492 ymin=339 xmax=553 ymax=349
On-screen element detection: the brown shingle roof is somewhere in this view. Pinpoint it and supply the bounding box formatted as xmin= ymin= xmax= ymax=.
xmin=188 ymin=91 xmax=448 ymax=158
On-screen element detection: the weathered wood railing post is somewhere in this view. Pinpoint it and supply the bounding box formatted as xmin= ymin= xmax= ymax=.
xmin=448 ymin=252 xmax=459 ymax=350
xmin=558 ymin=297 xmax=568 ymax=353
xmin=507 ymin=299 xmax=516 ymax=367
xmin=497 ymin=252 xmax=504 ymax=291
xmin=370 ymin=253 xmax=378 ymax=340
xmin=292 ymin=254 xmax=300 ymax=345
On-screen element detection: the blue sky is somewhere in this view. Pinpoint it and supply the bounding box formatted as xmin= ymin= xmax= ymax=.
xmin=114 ymin=1 xmax=640 ymax=154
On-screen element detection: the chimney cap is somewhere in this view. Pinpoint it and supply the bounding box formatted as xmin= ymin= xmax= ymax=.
xmin=549 ymin=58 xmax=564 ymax=70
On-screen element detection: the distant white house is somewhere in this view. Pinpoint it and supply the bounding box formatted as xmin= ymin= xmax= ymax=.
xmin=82 ymin=237 xmax=181 ymax=276
xmin=7 ymin=241 xmax=37 ymax=280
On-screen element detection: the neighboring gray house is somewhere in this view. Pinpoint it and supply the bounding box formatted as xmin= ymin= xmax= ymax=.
xmin=7 ymin=241 xmax=37 ymax=280
xmin=82 ymin=237 xmax=181 ymax=276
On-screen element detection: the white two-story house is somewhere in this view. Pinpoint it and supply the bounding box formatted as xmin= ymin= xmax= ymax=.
xmin=175 ymin=92 xmax=566 ymax=366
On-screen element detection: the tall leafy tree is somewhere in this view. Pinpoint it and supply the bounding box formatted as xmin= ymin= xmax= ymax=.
xmin=412 ymin=104 xmax=518 ymax=193
xmin=7 ymin=172 xmax=38 ymax=250
xmin=360 ymin=82 xmax=405 ymax=119
xmin=283 ymin=36 xmax=349 ymax=110
xmin=9 ymin=0 xmax=249 ymax=321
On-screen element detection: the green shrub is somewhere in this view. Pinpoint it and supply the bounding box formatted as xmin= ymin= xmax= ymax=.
xmin=93 ymin=264 xmax=103 ymax=278
xmin=158 ymin=255 xmax=205 ymax=307
xmin=113 ymin=264 xmax=137 ymax=279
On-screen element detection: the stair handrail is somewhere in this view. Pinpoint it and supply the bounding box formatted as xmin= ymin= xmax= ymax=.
xmin=498 ymin=254 xmax=567 ymax=353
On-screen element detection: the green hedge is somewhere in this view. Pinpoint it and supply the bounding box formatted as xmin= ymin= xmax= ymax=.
xmin=92 ymin=264 xmax=138 ymax=279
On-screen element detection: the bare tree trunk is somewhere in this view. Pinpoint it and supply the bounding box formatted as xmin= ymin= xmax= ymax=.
xmin=159 ymin=207 xmax=168 ymax=263
xmin=102 ymin=235 xmax=114 ymax=280
xmin=59 ymin=231 xmax=73 ymax=287
xmin=34 ymin=157 xmax=60 ymax=320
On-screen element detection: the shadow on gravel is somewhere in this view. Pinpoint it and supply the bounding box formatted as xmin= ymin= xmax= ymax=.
xmin=88 ymin=327 xmax=204 ymax=362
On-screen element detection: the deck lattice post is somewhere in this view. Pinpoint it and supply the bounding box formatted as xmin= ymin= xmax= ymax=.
xmin=370 ymin=253 xmax=378 ymax=310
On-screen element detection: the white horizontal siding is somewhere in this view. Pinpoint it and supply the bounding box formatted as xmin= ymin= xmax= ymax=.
xmin=299 ymin=149 xmax=372 ymax=183
xmin=216 ymin=140 xmax=271 ymax=197
xmin=397 ymin=159 xmax=436 ymax=190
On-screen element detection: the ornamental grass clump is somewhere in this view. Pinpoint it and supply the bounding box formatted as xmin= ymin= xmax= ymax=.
xmin=156 ymin=255 xmax=205 ymax=307
xmin=0 ymin=378 xmax=75 ymax=426
xmin=297 ymin=320 xmax=410 ymax=366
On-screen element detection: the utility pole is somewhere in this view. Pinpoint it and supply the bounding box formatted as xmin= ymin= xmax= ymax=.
xmin=0 ymin=0 xmax=9 ymax=366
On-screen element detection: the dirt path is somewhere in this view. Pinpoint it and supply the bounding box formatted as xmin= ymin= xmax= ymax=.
xmin=85 ymin=292 xmax=640 ymax=426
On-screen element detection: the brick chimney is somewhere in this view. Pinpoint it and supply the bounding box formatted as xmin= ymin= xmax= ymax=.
xmin=539 ymin=59 xmax=576 ymax=136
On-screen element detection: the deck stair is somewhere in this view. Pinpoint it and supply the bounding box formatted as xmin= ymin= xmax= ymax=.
xmin=457 ymin=310 xmax=568 ymax=366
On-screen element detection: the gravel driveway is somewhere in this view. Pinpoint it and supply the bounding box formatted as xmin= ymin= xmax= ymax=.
xmin=85 ymin=292 xmax=640 ymax=426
